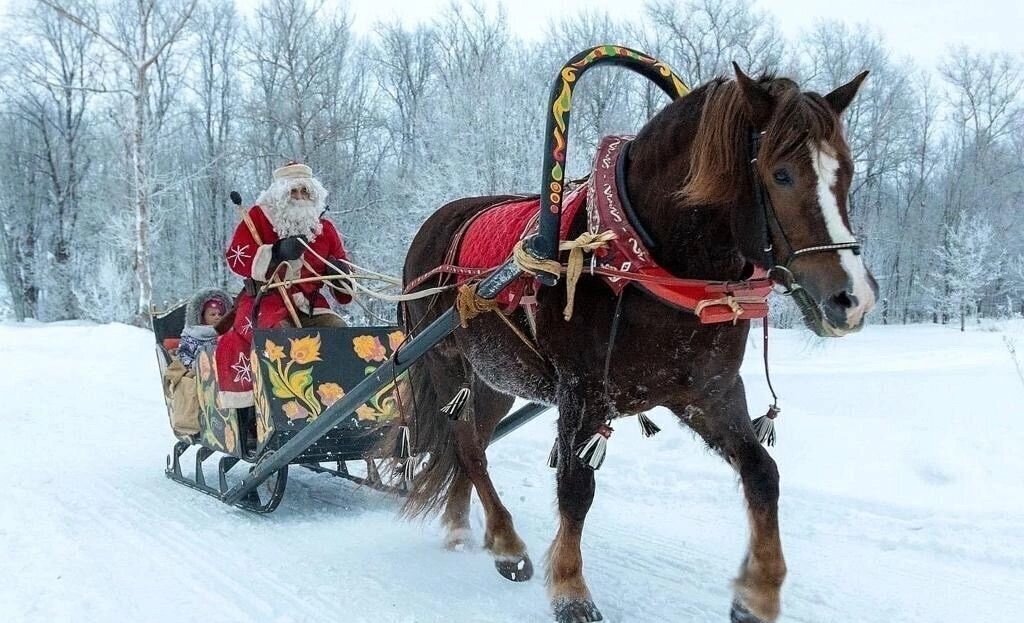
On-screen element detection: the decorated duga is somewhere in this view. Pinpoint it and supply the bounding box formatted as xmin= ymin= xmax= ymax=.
xmin=153 ymin=45 xmax=876 ymax=623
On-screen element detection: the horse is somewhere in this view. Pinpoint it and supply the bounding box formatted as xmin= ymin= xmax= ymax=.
xmin=396 ymin=64 xmax=877 ymax=623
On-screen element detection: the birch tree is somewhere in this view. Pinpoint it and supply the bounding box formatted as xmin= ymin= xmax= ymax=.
xmin=39 ymin=0 xmax=197 ymax=323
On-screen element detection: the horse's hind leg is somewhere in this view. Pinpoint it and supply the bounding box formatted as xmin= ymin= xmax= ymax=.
xmin=673 ymin=379 xmax=786 ymax=623
xmin=440 ymin=473 xmax=473 ymax=550
xmin=449 ymin=376 xmax=533 ymax=581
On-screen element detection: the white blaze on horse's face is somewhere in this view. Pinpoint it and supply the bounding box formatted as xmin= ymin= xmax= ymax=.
xmin=808 ymin=141 xmax=877 ymax=330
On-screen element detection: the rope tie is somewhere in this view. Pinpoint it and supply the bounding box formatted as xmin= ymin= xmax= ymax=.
xmin=455 ymin=283 xmax=501 ymax=328
xmin=693 ymin=294 xmax=767 ymax=324
xmin=560 ymin=230 xmax=618 ymax=321
xmin=512 ymin=230 xmax=617 ymax=321
xmin=512 ymin=239 xmax=563 ymax=280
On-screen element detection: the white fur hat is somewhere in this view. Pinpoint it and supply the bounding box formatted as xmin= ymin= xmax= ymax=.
xmin=273 ymin=162 xmax=313 ymax=181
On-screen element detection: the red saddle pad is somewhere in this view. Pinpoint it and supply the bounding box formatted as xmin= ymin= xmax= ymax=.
xmin=458 ymin=187 xmax=587 ymax=271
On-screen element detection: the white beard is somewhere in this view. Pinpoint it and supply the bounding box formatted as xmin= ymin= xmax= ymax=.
xmin=256 ymin=176 xmax=329 ymax=240
xmin=263 ymin=198 xmax=324 ymax=239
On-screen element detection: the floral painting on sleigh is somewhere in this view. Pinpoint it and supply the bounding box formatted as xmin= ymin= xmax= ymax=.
xmin=249 ymin=327 xmax=410 ymax=450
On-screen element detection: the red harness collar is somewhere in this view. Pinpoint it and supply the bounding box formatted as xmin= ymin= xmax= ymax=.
xmin=586 ymin=135 xmax=772 ymax=324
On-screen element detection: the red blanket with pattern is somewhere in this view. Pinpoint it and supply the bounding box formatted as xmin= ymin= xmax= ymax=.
xmin=457 ymin=188 xmax=587 ymax=270
xmin=456 ymin=187 xmax=587 ymax=306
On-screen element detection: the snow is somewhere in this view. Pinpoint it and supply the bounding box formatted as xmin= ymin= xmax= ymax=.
xmin=1 ymin=321 xmax=1023 ymax=622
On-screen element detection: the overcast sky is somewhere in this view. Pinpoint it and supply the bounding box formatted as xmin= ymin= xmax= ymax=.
xmin=288 ymin=0 xmax=1021 ymax=67
xmin=2 ymin=0 xmax=1019 ymax=67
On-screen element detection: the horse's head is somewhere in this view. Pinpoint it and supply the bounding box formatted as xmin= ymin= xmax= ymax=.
xmin=681 ymin=66 xmax=878 ymax=336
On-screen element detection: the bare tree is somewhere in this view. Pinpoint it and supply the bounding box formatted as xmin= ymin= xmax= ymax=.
xmin=39 ymin=0 xmax=197 ymax=323
xmin=185 ymin=0 xmax=240 ymax=287
xmin=883 ymin=71 xmax=942 ymax=323
xmin=645 ymin=0 xmax=786 ymax=83
xmin=0 ymin=119 xmax=44 ymax=321
xmin=372 ymin=21 xmax=436 ymax=176
xmin=241 ymin=0 xmax=352 ymax=171
xmin=0 ymin=1 xmax=105 ymax=319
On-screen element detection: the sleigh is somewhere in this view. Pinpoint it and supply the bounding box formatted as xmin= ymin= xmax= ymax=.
xmin=152 ymin=301 xmax=547 ymax=512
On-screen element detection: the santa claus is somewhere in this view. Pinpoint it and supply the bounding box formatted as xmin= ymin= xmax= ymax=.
xmin=215 ymin=162 xmax=351 ymax=408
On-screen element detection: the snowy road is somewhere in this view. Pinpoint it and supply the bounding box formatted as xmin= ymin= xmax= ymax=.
xmin=1 ymin=321 xmax=1022 ymax=622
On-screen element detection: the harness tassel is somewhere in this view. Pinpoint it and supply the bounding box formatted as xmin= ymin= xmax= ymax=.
xmin=395 ymin=425 xmax=411 ymax=459
xmin=547 ymin=439 xmax=558 ymax=468
xmin=403 ymin=454 xmax=419 ymax=490
xmin=441 ymin=385 xmax=471 ymax=421
xmin=395 ymin=424 xmax=416 ymax=490
xmin=751 ymin=404 xmax=779 ymax=447
xmin=637 ymin=413 xmax=661 ymax=438
xmin=576 ymin=423 xmax=613 ymax=470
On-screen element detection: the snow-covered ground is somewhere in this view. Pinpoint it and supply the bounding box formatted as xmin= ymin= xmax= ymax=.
xmin=1 ymin=320 xmax=1022 ymax=622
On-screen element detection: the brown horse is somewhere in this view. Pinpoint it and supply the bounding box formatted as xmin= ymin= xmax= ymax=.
xmin=397 ymin=65 xmax=876 ymax=623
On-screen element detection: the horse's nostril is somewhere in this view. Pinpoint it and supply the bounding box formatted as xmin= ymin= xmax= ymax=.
xmin=831 ymin=291 xmax=857 ymax=310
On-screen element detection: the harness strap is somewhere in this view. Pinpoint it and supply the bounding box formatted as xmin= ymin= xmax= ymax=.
xmin=410 ymin=258 xmax=774 ymax=322
xmin=405 ymin=264 xmax=494 ymax=294
xmin=602 ymin=290 xmax=626 ymax=397
xmin=693 ymin=295 xmax=769 ymax=324
xmin=405 ymin=197 xmax=526 ymax=295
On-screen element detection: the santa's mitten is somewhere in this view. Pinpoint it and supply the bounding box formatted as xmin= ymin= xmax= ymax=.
xmin=271 ymin=236 xmax=306 ymax=264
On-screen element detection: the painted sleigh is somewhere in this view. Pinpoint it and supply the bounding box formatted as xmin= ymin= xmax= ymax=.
xmin=152 ymin=302 xmax=413 ymax=512
xmin=152 ymin=299 xmax=547 ymax=513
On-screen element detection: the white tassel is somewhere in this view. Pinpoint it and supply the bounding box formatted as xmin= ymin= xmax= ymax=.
xmin=402 ymin=454 xmax=418 ymax=490
xmin=396 ymin=425 xmax=411 ymax=459
xmin=751 ymin=405 xmax=779 ymax=447
xmin=441 ymin=386 xmax=471 ymax=420
xmin=637 ymin=413 xmax=661 ymax=438
xmin=575 ymin=424 xmax=613 ymax=470
xmin=547 ymin=439 xmax=558 ymax=468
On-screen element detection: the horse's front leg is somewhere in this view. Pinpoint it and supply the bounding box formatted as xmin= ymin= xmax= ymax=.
xmin=673 ymin=379 xmax=787 ymax=622
xmin=548 ymin=378 xmax=609 ymax=623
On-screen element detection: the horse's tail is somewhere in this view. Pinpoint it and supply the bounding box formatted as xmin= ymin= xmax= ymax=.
xmin=377 ymin=287 xmax=464 ymax=519
xmin=383 ymin=194 xmax=519 ymax=518
xmin=401 ymin=355 xmax=465 ymax=519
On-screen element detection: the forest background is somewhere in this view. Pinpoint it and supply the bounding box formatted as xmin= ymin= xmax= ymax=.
xmin=0 ymin=0 xmax=1020 ymax=329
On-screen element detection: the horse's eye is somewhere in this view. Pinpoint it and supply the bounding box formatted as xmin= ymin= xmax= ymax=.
xmin=773 ymin=169 xmax=793 ymax=186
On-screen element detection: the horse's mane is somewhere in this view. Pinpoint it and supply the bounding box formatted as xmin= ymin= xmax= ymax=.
xmin=679 ymin=75 xmax=843 ymax=207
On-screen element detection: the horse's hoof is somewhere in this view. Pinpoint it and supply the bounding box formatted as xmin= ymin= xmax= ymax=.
xmin=730 ymin=599 xmax=767 ymax=623
xmin=494 ymin=554 xmax=533 ymax=582
xmin=444 ymin=527 xmax=473 ymax=551
xmin=553 ymin=598 xmax=603 ymax=622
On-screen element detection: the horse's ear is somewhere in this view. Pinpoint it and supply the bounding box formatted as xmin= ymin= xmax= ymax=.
xmin=824 ymin=70 xmax=869 ymax=115
xmin=732 ymin=62 xmax=774 ymax=128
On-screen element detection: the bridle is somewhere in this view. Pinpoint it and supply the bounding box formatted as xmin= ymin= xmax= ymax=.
xmin=748 ymin=129 xmax=861 ymax=335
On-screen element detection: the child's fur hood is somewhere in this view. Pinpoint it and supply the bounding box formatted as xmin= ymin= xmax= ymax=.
xmin=184 ymin=287 xmax=232 ymax=329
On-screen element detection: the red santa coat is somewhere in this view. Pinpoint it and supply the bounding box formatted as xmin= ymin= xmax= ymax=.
xmin=215 ymin=205 xmax=350 ymax=408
